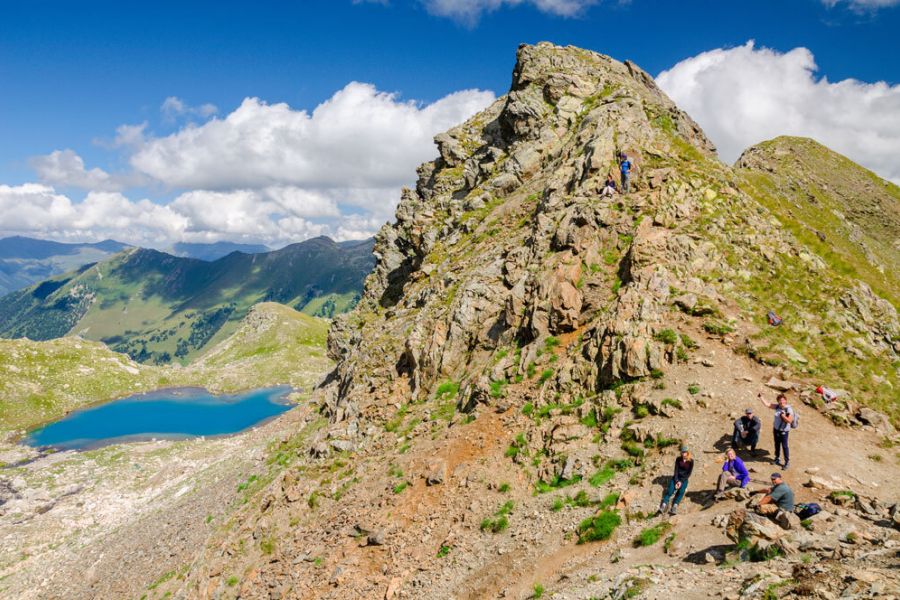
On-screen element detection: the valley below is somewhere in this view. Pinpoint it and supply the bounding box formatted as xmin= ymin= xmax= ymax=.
xmin=0 ymin=303 xmax=334 ymax=599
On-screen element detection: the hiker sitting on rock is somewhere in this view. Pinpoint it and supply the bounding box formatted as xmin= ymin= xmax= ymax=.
xmin=755 ymin=472 xmax=795 ymax=529
xmin=600 ymin=172 xmax=618 ymax=198
xmin=732 ymin=408 xmax=761 ymax=453
xmin=715 ymin=448 xmax=749 ymax=501
xmin=759 ymin=392 xmax=794 ymax=469
xmin=658 ymin=445 xmax=693 ymax=516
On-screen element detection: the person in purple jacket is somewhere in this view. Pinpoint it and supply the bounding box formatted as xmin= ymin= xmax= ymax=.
xmin=714 ymin=448 xmax=750 ymax=500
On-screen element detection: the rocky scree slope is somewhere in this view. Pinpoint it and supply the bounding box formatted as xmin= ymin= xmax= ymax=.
xmin=168 ymin=43 xmax=898 ymax=599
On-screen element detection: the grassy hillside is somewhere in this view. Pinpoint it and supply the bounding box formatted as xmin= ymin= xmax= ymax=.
xmin=190 ymin=302 xmax=332 ymax=392
xmin=0 ymin=236 xmax=373 ymax=364
xmin=0 ymin=303 xmax=333 ymax=434
xmin=736 ymin=136 xmax=900 ymax=307
xmin=715 ymin=137 xmax=900 ymax=419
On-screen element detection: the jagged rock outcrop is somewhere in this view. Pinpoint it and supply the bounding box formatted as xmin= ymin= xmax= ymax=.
xmin=319 ymin=43 xmax=897 ymax=441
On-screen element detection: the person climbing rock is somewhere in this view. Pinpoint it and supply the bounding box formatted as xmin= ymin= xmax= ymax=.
xmin=714 ymin=448 xmax=749 ymax=500
xmin=619 ymin=153 xmax=632 ymax=193
xmin=732 ymin=408 xmax=761 ymax=453
xmin=815 ymin=385 xmax=838 ymax=403
xmin=756 ymin=472 xmax=795 ymax=529
xmin=600 ymin=172 xmax=618 ymax=198
xmin=759 ymin=392 xmax=794 ymax=469
xmin=658 ymin=445 xmax=693 ymax=515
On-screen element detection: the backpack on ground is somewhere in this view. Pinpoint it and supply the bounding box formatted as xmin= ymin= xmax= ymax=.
xmin=767 ymin=311 xmax=783 ymax=326
xmin=795 ymin=502 xmax=821 ymax=519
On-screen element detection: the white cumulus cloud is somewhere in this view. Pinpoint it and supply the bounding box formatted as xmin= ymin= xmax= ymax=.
xmin=30 ymin=150 xmax=121 ymax=192
xmin=17 ymin=83 xmax=495 ymax=247
xmin=422 ymin=0 xmax=596 ymax=23
xmin=161 ymin=96 xmax=218 ymax=123
xmin=131 ymin=83 xmax=495 ymax=190
xmin=0 ymin=183 xmax=338 ymax=247
xmin=822 ymin=0 xmax=900 ymax=10
xmin=656 ymin=41 xmax=900 ymax=182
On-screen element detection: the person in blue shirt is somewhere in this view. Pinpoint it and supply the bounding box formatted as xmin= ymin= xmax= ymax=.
xmin=714 ymin=448 xmax=750 ymax=500
xmin=619 ymin=153 xmax=632 ymax=193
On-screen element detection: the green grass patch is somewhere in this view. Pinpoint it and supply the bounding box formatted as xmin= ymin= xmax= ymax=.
xmin=633 ymin=522 xmax=672 ymax=547
xmin=703 ymin=320 xmax=734 ymax=335
xmin=654 ymin=329 xmax=678 ymax=344
xmin=622 ymin=441 xmax=645 ymax=458
xmin=481 ymin=501 xmax=514 ymax=533
xmin=661 ymin=398 xmax=683 ymax=410
xmin=535 ymin=474 xmax=582 ymax=494
xmin=576 ymin=510 xmax=621 ymax=544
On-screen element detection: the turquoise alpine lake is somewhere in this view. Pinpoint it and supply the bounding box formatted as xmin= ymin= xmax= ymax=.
xmin=25 ymin=386 xmax=294 ymax=450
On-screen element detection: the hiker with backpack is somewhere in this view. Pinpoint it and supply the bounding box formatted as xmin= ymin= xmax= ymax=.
xmin=732 ymin=407 xmax=761 ymax=453
xmin=658 ymin=445 xmax=693 ymax=516
xmin=759 ymin=392 xmax=796 ymax=470
xmin=714 ymin=448 xmax=750 ymax=501
xmin=619 ymin=153 xmax=632 ymax=194
xmin=755 ymin=472 xmax=795 ymax=529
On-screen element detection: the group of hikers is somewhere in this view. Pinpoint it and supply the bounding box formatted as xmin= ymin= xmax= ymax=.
xmin=604 ymin=150 xmax=802 ymax=527
xmin=599 ymin=152 xmax=633 ymax=198
xmin=656 ymin=390 xmax=799 ymax=527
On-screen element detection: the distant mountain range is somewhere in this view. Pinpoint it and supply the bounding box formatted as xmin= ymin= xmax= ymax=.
xmin=171 ymin=241 xmax=271 ymax=261
xmin=0 ymin=236 xmax=375 ymax=364
xmin=0 ymin=236 xmax=130 ymax=297
xmin=0 ymin=236 xmax=280 ymax=296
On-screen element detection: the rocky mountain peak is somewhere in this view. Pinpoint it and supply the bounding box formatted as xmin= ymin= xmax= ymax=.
xmin=321 ymin=42 xmax=896 ymax=430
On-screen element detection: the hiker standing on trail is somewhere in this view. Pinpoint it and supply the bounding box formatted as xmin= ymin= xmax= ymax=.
xmin=732 ymin=408 xmax=761 ymax=453
xmin=619 ymin=153 xmax=632 ymax=193
xmin=759 ymin=392 xmax=794 ymax=469
xmin=658 ymin=445 xmax=693 ymax=515
xmin=756 ymin=472 xmax=795 ymax=528
xmin=600 ymin=172 xmax=618 ymax=198
xmin=714 ymin=448 xmax=749 ymax=500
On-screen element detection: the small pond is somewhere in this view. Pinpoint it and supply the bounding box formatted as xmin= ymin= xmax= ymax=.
xmin=24 ymin=385 xmax=294 ymax=450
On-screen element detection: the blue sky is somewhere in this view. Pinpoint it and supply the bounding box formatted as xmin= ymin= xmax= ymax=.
xmin=1 ymin=0 xmax=898 ymax=246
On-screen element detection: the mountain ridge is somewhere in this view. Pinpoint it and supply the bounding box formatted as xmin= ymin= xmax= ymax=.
xmin=0 ymin=236 xmax=375 ymax=364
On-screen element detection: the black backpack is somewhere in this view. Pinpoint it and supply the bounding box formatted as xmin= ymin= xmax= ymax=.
xmin=795 ymin=503 xmax=821 ymax=519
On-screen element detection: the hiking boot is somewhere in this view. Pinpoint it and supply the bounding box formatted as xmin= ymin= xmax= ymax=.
xmin=658 ymin=502 xmax=667 ymax=515
xmin=713 ymin=492 xmax=725 ymax=501
xmin=669 ymin=504 xmax=678 ymax=515
xmin=782 ymin=462 xmax=789 ymax=470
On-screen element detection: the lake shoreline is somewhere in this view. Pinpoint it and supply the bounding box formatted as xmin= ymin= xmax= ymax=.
xmin=21 ymin=385 xmax=301 ymax=452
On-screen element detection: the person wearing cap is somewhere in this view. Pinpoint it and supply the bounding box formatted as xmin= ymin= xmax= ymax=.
xmin=619 ymin=153 xmax=632 ymax=193
xmin=658 ymin=445 xmax=694 ymax=515
xmin=714 ymin=448 xmax=750 ymax=500
xmin=732 ymin=407 xmax=761 ymax=453
xmin=756 ymin=472 xmax=795 ymax=528
xmin=759 ymin=392 xmax=795 ymax=469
